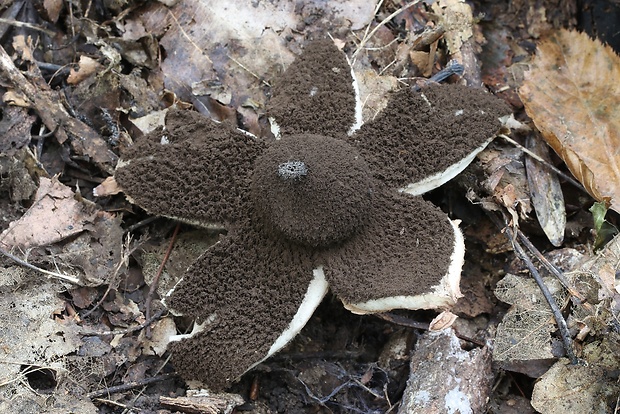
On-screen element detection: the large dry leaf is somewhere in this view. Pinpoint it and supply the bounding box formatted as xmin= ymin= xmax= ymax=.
xmin=0 ymin=177 xmax=96 ymax=250
xmin=531 ymin=337 xmax=620 ymax=414
xmin=135 ymin=0 xmax=377 ymax=118
xmin=519 ymin=29 xmax=620 ymax=213
xmin=493 ymin=273 xmax=568 ymax=377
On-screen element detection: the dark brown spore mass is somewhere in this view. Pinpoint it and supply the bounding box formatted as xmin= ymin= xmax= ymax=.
xmin=166 ymin=220 xmax=315 ymax=391
xmin=115 ymin=110 xmax=265 ymax=226
xmin=323 ymin=191 xmax=454 ymax=304
xmin=267 ymin=39 xmax=356 ymax=137
xmin=251 ymin=134 xmax=374 ymax=247
xmin=352 ymin=84 xmax=511 ymax=188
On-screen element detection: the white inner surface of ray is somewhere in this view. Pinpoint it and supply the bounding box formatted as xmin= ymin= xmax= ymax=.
xmin=347 ymin=55 xmax=364 ymax=135
xmin=343 ymin=218 xmax=464 ymax=315
xmin=399 ymin=137 xmax=494 ymax=196
xmin=242 ymin=267 xmax=329 ymax=374
xmin=269 ymin=116 xmax=282 ymax=140
xmin=167 ymin=315 xmax=212 ymax=342
xmin=266 ymin=267 xmax=329 ymax=356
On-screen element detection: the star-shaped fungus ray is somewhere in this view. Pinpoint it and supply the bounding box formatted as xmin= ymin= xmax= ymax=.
xmin=353 ymin=84 xmax=511 ymax=195
xmin=115 ymin=110 xmax=265 ymax=228
xmin=321 ymin=190 xmax=463 ymax=314
xmin=266 ymin=39 xmax=358 ymax=137
xmin=113 ymin=38 xmax=511 ymax=391
xmin=165 ymin=220 xmax=327 ymax=390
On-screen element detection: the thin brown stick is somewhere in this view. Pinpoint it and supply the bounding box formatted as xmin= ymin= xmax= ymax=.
xmin=121 ymin=355 xmax=173 ymax=414
xmin=516 ymin=228 xmax=620 ymax=332
xmin=352 ymin=1 xmax=421 ymax=63
xmin=487 ymin=211 xmax=578 ymax=363
xmin=0 ymin=247 xmax=80 ymax=284
xmin=87 ymin=373 xmax=173 ymax=399
xmin=375 ymin=312 xmax=429 ymax=330
xmin=499 ymin=134 xmax=587 ymax=193
xmin=376 ymin=312 xmax=485 ymax=346
xmin=145 ymin=223 xmax=181 ymax=338
xmin=82 ymin=307 xmax=167 ymax=337
xmin=0 ymin=18 xmax=56 ymax=36
xmin=80 ymin=283 xmax=114 ymax=319
xmin=124 ymin=216 xmax=159 ymax=234
xmin=516 ymin=230 xmax=580 ymax=299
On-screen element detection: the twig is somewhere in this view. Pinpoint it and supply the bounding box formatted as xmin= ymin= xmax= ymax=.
xmin=122 ymin=354 xmax=173 ymax=414
xmin=81 ymin=234 xmax=135 ymax=319
xmin=376 ymin=312 xmax=485 ymax=346
xmin=0 ymin=18 xmax=56 ymax=36
xmin=375 ymin=312 xmax=429 ymax=330
xmin=0 ymin=364 xmax=57 ymax=388
xmin=0 ymin=247 xmax=80 ymax=284
xmin=516 ymin=229 xmax=579 ymax=298
xmin=80 ymin=283 xmax=114 ymax=319
xmin=357 ymin=0 xmax=385 ymax=51
xmin=92 ymin=398 xmax=130 ymax=409
xmin=227 ymin=54 xmax=270 ymax=87
xmin=499 ymin=134 xmax=587 ymax=193
xmin=145 ymin=223 xmax=181 ymax=338
xmin=352 ymin=1 xmax=421 ymax=63
xmin=82 ymin=307 xmax=167 ymax=337
xmin=516 ymin=228 xmax=620 ymax=333
xmin=124 ymin=216 xmax=159 ymax=234
xmin=87 ymin=373 xmax=173 ymax=399
xmin=269 ymin=349 xmax=363 ymax=363
xmin=487 ymin=212 xmax=578 ymax=364
xmin=410 ymin=60 xmax=465 ymax=91
xmin=513 ymin=237 xmax=576 ymax=365
xmin=167 ymin=9 xmax=212 ymax=64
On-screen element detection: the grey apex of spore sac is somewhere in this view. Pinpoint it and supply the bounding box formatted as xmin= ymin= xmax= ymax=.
xmin=277 ymin=161 xmax=308 ymax=180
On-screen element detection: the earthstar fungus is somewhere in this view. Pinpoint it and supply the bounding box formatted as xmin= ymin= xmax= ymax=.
xmin=115 ymin=39 xmax=510 ymax=390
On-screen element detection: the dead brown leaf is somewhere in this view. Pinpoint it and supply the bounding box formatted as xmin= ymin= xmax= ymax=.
xmin=525 ymin=134 xmax=566 ymax=246
xmin=429 ymin=311 xmax=458 ymax=331
xmin=0 ymin=176 xmax=96 ymax=250
xmin=479 ymin=144 xmax=532 ymax=227
xmin=67 ymin=56 xmax=104 ymax=85
xmin=93 ymin=176 xmax=123 ymax=197
xmin=0 ymin=41 xmax=118 ymax=173
xmin=531 ymin=336 xmax=620 ymax=413
xmin=0 ymin=106 xmax=36 ymax=153
xmin=493 ymin=273 xmax=568 ymax=376
xmin=519 ymin=29 xmax=620 ymax=213
xmin=43 ymin=0 xmax=64 ymax=23
xmin=134 ymin=0 xmax=377 ymax=119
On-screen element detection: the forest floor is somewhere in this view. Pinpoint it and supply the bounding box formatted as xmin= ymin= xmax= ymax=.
xmin=0 ymin=0 xmax=619 ymax=413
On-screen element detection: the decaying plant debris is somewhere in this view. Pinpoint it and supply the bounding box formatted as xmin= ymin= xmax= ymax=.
xmin=0 ymin=0 xmax=619 ymax=413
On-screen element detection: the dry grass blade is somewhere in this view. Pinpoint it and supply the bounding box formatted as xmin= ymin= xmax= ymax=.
xmin=519 ymin=29 xmax=620 ymax=213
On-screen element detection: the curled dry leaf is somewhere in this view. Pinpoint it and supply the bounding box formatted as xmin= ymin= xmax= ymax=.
xmin=519 ymin=29 xmax=620 ymax=213
xmin=93 ymin=176 xmax=123 ymax=197
xmin=67 ymin=56 xmax=104 ymax=85
xmin=429 ymin=310 xmax=458 ymax=331
xmin=525 ymin=134 xmax=566 ymax=246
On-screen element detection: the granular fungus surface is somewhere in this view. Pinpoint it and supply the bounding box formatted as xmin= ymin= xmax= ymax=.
xmin=115 ymin=38 xmax=511 ymax=390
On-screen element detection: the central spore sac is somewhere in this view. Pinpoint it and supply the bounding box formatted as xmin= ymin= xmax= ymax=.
xmin=251 ymin=134 xmax=375 ymax=248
